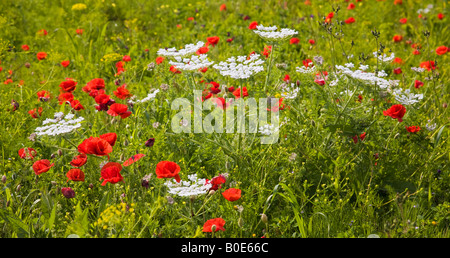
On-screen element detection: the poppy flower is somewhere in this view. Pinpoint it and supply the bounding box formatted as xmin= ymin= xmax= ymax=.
xmin=59 ymin=79 xmax=77 ymax=92
xmin=383 ymin=104 xmax=406 ymax=122
xmin=169 ymin=65 xmax=181 ymax=74
xmin=206 ymin=36 xmax=220 ymax=47
xmin=393 ymin=68 xmax=402 ymax=74
xmin=32 ymin=159 xmax=54 ymax=175
xmin=437 ymin=13 xmax=444 ymax=20
xmin=232 ymin=87 xmax=248 ymax=99
xmin=399 ymin=18 xmax=407 ymax=24
xmin=414 ymin=80 xmax=424 ymax=89
xmin=199 ymin=67 xmax=208 ymax=73
xmin=226 ymin=38 xmax=234 ymax=43
xmin=248 ymin=21 xmax=258 ymax=30
xmin=406 ymin=125 xmax=420 ymax=133
xmin=156 ymin=56 xmax=165 ymax=64
xmin=262 ymin=45 xmax=272 ymax=58
xmin=58 ymin=92 xmax=74 ymax=105
xmin=76 ymin=29 xmax=83 ymax=35
xmin=412 ymin=49 xmax=421 ymax=55
xmin=95 ymin=93 xmax=111 ymax=106
xmin=308 ymin=39 xmax=316 ymax=45
xmin=347 ymin=3 xmax=355 ymax=9
xmin=219 ymin=4 xmax=227 ymax=11
xmin=77 ymin=136 xmax=113 ymax=158
xmin=123 ymin=154 xmax=145 ymax=166
xmin=122 ymin=55 xmax=131 ymax=62
xmin=114 ymin=84 xmax=132 ymax=99
xmin=208 ymin=174 xmax=226 ymax=191
xmin=37 ymin=52 xmax=47 ymax=60
xmin=345 ymin=17 xmax=355 ymax=24
xmin=283 ymin=74 xmax=290 ymax=82
xmin=222 ymin=188 xmax=242 ymax=202
xmin=37 ymin=90 xmax=51 ymax=102
xmin=99 ymin=132 xmax=117 ymax=147
xmin=209 ymin=81 xmax=221 ymax=94
xmin=70 ymin=153 xmax=87 ymax=167
xmin=187 ymin=17 xmax=194 ymax=21
xmin=303 ymin=59 xmax=314 ymax=68
xmin=28 ymin=107 xmax=43 ymax=119
xmin=115 ymin=61 xmax=125 ymax=76
xmin=61 ymin=187 xmax=75 ymax=198
xmin=314 ymin=79 xmax=326 ymax=86
xmin=436 ymin=46 xmax=448 ymax=55
xmin=66 ymin=169 xmax=85 ymax=182
xmin=393 ymin=35 xmax=403 ymax=42
xmin=196 ymin=46 xmax=209 ymax=55
xmin=145 ymin=138 xmax=155 ymax=147
xmin=155 ymin=161 xmax=181 ymax=183
xmin=419 ymin=60 xmax=436 ymax=71
xmin=70 ymin=99 xmax=84 ymax=111
xmin=21 ymin=45 xmax=30 ymax=51
xmin=82 ymin=78 xmax=105 ymax=93
xmin=392 ymin=57 xmax=403 ymax=65
xmin=214 ymin=97 xmax=231 ymax=110
xmin=107 ymin=103 xmax=132 ymax=119
xmin=37 ymin=29 xmax=48 ymax=36
xmin=18 ymin=147 xmax=37 ymax=160
xmin=99 ymin=162 xmax=124 ymax=186
xmin=202 ymin=218 xmax=226 ymax=232
xmin=4 ymin=79 xmax=13 ymax=84
xmin=394 ymin=0 xmax=402 ymax=4
xmin=268 ymin=98 xmax=286 ymax=112
xmin=61 ymin=60 xmax=70 ymax=67
xmin=290 ymin=37 xmax=300 ymax=45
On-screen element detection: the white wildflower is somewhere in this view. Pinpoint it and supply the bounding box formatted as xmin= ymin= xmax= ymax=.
xmin=168 ymin=54 xmax=214 ymax=71
xmin=411 ymin=67 xmax=426 ymax=73
xmin=157 ymin=41 xmax=205 ymax=58
xmin=391 ymin=88 xmax=423 ymax=106
xmin=335 ymin=64 xmax=398 ymax=89
xmin=425 ymin=120 xmax=437 ymax=131
xmin=253 ymin=24 xmax=298 ymax=41
xmin=35 ymin=112 xmax=84 ymax=136
xmin=164 ymin=174 xmax=212 ymax=197
xmin=373 ymin=51 xmax=395 ymax=63
xmin=213 ymin=53 xmax=264 ymax=79
xmin=135 ymin=89 xmax=160 ymax=103
xmin=258 ymin=124 xmax=279 ymax=136
xmin=281 ymin=83 xmax=300 ymax=99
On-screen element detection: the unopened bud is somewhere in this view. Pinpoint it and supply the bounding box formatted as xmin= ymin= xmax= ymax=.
xmin=1 ymin=175 xmax=6 ymax=184
xmin=261 ymin=213 xmax=268 ymax=224
xmin=57 ymin=149 xmax=63 ymax=156
xmin=443 ymin=103 xmax=448 ymax=109
xmin=24 ymin=62 xmax=31 ymax=68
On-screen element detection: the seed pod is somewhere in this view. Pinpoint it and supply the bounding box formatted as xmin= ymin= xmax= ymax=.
xmin=261 ymin=213 xmax=268 ymax=224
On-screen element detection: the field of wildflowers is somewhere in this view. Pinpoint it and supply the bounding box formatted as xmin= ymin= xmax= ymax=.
xmin=0 ymin=0 xmax=449 ymax=241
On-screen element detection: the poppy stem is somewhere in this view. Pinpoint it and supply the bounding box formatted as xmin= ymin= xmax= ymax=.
xmin=384 ymin=121 xmax=400 ymax=149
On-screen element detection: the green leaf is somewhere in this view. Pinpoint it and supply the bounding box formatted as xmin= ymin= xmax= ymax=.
xmin=0 ymin=209 xmax=29 ymax=238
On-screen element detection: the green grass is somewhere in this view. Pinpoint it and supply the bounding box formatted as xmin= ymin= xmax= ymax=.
xmin=0 ymin=0 xmax=448 ymax=238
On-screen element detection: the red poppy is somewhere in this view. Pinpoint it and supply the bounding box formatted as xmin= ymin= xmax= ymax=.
xmin=392 ymin=57 xmax=403 ymax=65
xmin=37 ymin=52 xmax=47 ymax=60
xmin=99 ymin=162 xmax=124 ymax=186
xmin=383 ymin=104 xmax=406 ymax=122
xmin=436 ymin=46 xmax=448 ymax=55
xmin=3 ymin=78 xmax=13 ymax=84
xmin=347 ymin=3 xmax=355 ymax=9
xmin=437 ymin=13 xmax=444 ymax=20
xmin=66 ymin=168 xmax=85 ymax=182
xmin=187 ymin=17 xmax=194 ymax=21
xmin=37 ymin=90 xmax=51 ymax=101
xmin=209 ymin=81 xmax=221 ymax=94
xmin=314 ymin=79 xmax=326 ymax=86
xmin=283 ymin=74 xmax=290 ymax=82
xmin=18 ymin=147 xmax=37 ymax=160
xmin=70 ymin=153 xmax=87 ymax=167
xmin=61 ymin=60 xmax=70 ymax=67
xmin=77 ymin=136 xmax=113 ymax=158
xmin=206 ymin=36 xmax=220 ymax=47
xmin=113 ymin=84 xmax=132 ymax=99
xmin=248 ymin=21 xmax=258 ymax=30
xmin=232 ymin=87 xmax=248 ymax=99
xmin=419 ymin=60 xmax=436 ymax=71
xmin=202 ymin=218 xmax=226 ymax=232
xmin=226 ymin=38 xmax=234 ymax=43
xmin=115 ymin=61 xmax=125 ymax=76
xmin=290 ymin=37 xmax=300 ymax=45
xmin=99 ymin=132 xmax=117 ymax=147
xmin=412 ymin=49 xmax=421 ymax=55
xmin=196 ymin=46 xmax=209 ymax=55
xmin=406 ymin=125 xmax=420 ymax=133
xmin=59 ymin=79 xmax=77 ymax=92
xmin=22 ymin=45 xmax=30 ymax=51
xmin=199 ymin=67 xmax=208 ymax=73
xmin=61 ymin=187 xmax=75 ymax=198
xmin=169 ymin=65 xmax=181 ymax=74
xmin=37 ymin=29 xmax=48 ymax=36
xmin=222 ymin=188 xmax=242 ymax=202
xmin=303 ymin=59 xmax=314 ymax=68
xmin=208 ymin=174 xmax=226 ymax=191
xmin=360 ymin=132 xmax=367 ymax=141
xmin=399 ymin=18 xmax=407 ymax=24
xmin=70 ymin=99 xmax=84 ymax=111
xmin=345 ymin=17 xmax=355 ymax=24
xmin=214 ymin=97 xmax=231 ymax=110
xmin=76 ymin=29 xmax=83 ymax=35
xmin=414 ymin=80 xmax=424 ymax=89
xmin=58 ymin=92 xmax=74 ymax=105
xmin=155 ymin=161 xmax=181 ymax=183
xmin=219 ymin=4 xmax=226 ymax=11
xmin=308 ymin=39 xmax=316 ymax=45
xmin=82 ymin=78 xmax=105 ymax=93
xmin=394 ymin=0 xmax=402 ymax=4
xmin=262 ymin=45 xmax=272 ymax=58
xmin=268 ymin=98 xmax=286 ymax=112
xmin=123 ymin=154 xmax=145 ymax=166
xmin=393 ymin=35 xmax=403 ymax=42
xmin=28 ymin=107 xmax=43 ymax=118
xmin=122 ymin=55 xmax=131 ymax=62
xmin=32 ymin=159 xmax=54 ymax=175
xmin=393 ymin=68 xmax=402 ymax=74
xmin=107 ymin=103 xmax=132 ymax=119
xmin=156 ymin=56 xmax=165 ymax=64
xmin=94 ymin=93 xmax=111 ymax=105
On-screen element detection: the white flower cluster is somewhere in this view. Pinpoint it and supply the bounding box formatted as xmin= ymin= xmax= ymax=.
xmin=373 ymin=51 xmax=395 ymax=63
xmin=411 ymin=67 xmax=426 ymax=73
xmin=136 ymin=89 xmax=160 ymax=103
xmin=164 ymin=174 xmax=212 ymax=197
xmin=295 ymin=65 xmax=316 ymax=74
xmin=168 ymin=54 xmax=214 ymax=71
xmin=417 ymin=4 xmax=433 ymax=14
xmin=258 ymin=123 xmax=280 ymax=136
xmin=157 ymin=41 xmax=205 ymax=58
xmin=425 ymin=120 xmax=437 ymax=131
xmin=335 ymin=64 xmax=398 ymax=89
xmin=253 ymin=24 xmax=298 ymax=41
xmin=391 ymin=88 xmax=424 ymax=106
xmin=35 ymin=112 xmax=84 ymax=136
xmin=213 ymin=53 xmax=264 ymax=79
xmin=281 ymin=83 xmax=300 ymax=99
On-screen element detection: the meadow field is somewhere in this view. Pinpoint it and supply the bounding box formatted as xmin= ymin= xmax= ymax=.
xmin=0 ymin=0 xmax=448 ymax=239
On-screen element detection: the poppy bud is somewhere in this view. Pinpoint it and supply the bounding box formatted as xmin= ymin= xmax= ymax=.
xmin=261 ymin=214 xmax=268 ymax=224
xmin=16 ymin=184 xmax=21 ymax=192
xmin=443 ymin=103 xmax=448 ymax=109
xmin=57 ymin=149 xmax=63 ymax=156
xmin=89 ymin=183 xmax=94 ymax=189
xmin=1 ymin=175 xmax=6 ymax=184
xmin=24 ymin=62 xmax=31 ymax=68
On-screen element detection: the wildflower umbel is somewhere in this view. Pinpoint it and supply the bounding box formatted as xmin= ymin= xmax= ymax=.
xmin=253 ymin=24 xmax=298 ymax=41
xmin=213 ymin=53 xmax=264 ymax=79
xmin=157 ymin=41 xmax=205 ymax=58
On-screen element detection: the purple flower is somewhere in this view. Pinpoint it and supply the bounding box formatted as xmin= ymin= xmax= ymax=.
xmin=61 ymin=187 xmax=75 ymax=199
xmin=145 ymin=138 xmax=155 ymax=147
